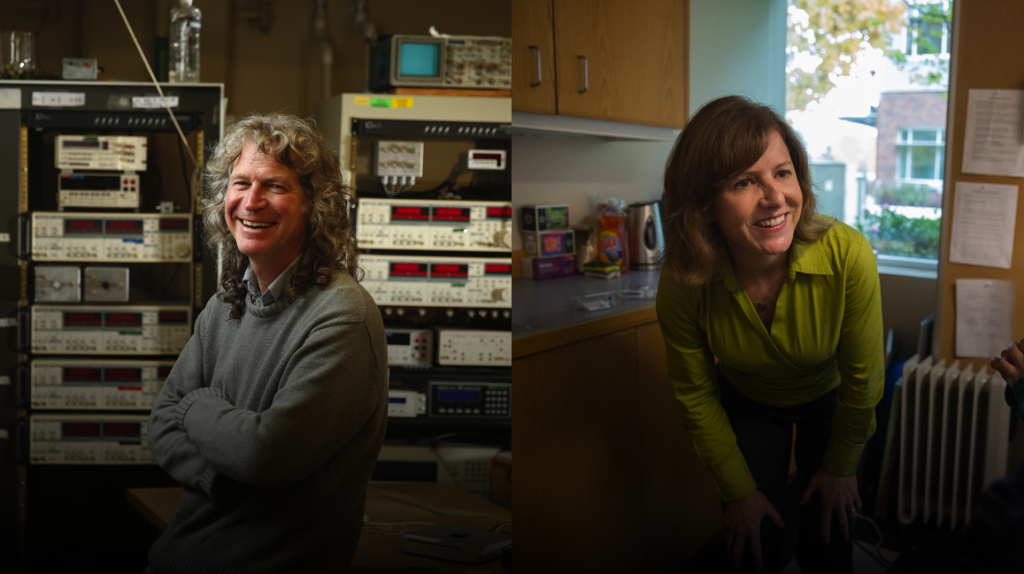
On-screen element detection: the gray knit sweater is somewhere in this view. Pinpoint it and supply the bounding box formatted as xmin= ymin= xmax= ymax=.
xmin=147 ymin=270 xmax=388 ymax=574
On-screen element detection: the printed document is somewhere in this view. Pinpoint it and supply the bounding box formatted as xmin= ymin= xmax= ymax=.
xmin=961 ymin=89 xmax=1024 ymax=177
xmin=956 ymin=279 xmax=1015 ymax=358
xmin=948 ymin=181 xmax=1018 ymax=269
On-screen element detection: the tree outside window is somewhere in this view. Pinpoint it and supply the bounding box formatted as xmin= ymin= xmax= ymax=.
xmin=787 ymin=0 xmax=950 ymax=264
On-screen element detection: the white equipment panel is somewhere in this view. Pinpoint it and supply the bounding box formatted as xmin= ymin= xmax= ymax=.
xmin=436 ymin=328 xmax=511 ymax=367
xmin=357 ymin=199 xmax=512 ymax=252
xmin=361 ymin=255 xmax=511 ymax=308
xmin=58 ymin=172 xmax=141 ymax=209
xmin=375 ymin=141 xmax=424 ymax=178
xmin=34 ymin=266 xmax=81 ymax=303
xmin=30 ymin=212 xmax=192 ymax=262
xmin=55 ymin=135 xmax=147 ymax=171
xmin=30 ymin=359 xmax=174 ymax=410
xmin=29 ymin=414 xmax=154 ymax=464
xmin=30 ymin=305 xmax=191 ymax=355
xmin=388 ymin=389 xmax=427 ymax=418
xmin=386 ymin=328 xmax=433 ymax=368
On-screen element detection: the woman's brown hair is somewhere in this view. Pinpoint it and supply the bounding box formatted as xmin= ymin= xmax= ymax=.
xmin=661 ymin=95 xmax=833 ymax=288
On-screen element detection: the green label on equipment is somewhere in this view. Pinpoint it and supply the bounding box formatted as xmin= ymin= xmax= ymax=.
xmin=370 ymin=98 xmax=392 ymax=108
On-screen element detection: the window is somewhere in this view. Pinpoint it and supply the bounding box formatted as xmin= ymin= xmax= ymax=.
xmin=897 ymin=128 xmax=945 ymax=184
xmin=787 ymin=0 xmax=950 ymax=275
xmin=903 ymin=6 xmax=949 ymax=57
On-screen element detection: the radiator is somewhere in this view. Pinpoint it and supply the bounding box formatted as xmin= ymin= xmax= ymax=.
xmin=896 ymin=354 xmax=1012 ymax=529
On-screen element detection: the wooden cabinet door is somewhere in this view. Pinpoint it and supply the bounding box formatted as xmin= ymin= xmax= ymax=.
xmin=513 ymin=328 xmax=645 ymax=571
xmin=553 ymin=0 xmax=688 ymax=128
xmin=512 ymin=0 xmax=558 ymax=114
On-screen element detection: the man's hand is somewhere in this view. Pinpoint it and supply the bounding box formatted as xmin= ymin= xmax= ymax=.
xmin=991 ymin=338 xmax=1024 ymax=385
xmin=723 ymin=489 xmax=785 ymax=571
xmin=800 ymin=467 xmax=860 ymax=544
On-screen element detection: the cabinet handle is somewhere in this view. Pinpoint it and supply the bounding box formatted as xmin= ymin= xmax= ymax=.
xmin=529 ymin=46 xmax=542 ymax=87
xmin=578 ymin=55 xmax=588 ymax=94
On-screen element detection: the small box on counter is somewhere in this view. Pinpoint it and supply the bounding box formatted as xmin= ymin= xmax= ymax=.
xmin=523 ymin=228 xmax=575 ymax=257
xmin=522 ymin=254 xmax=576 ymax=280
xmin=520 ymin=204 xmax=569 ymax=232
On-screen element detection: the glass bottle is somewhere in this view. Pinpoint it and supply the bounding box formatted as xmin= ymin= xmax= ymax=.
xmin=169 ymin=0 xmax=201 ymax=83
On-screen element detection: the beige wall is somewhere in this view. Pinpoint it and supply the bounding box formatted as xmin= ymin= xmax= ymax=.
xmin=3 ymin=0 xmax=510 ymax=118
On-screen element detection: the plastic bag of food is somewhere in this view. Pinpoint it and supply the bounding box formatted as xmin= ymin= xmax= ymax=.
xmin=596 ymin=200 xmax=629 ymax=273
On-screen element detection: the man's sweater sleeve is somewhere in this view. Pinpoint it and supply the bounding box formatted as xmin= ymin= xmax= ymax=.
xmin=148 ymin=312 xmax=225 ymax=497
xmin=177 ymin=316 xmax=383 ymax=489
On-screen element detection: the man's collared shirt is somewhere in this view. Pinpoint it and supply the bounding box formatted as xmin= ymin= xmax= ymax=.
xmin=243 ymin=255 xmax=301 ymax=307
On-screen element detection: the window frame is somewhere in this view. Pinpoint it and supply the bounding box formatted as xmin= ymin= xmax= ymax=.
xmin=901 ymin=1 xmax=951 ymax=60
xmin=895 ymin=127 xmax=946 ymax=188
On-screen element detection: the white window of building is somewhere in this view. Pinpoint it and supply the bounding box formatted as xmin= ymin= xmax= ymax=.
xmin=896 ymin=128 xmax=945 ymax=185
xmin=902 ymin=3 xmax=950 ymax=58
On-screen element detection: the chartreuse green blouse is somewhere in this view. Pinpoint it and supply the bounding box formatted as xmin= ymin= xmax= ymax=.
xmin=656 ymin=221 xmax=884 ymax=502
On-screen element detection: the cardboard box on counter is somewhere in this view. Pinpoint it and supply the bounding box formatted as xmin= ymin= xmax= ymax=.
xmin=522 ymin=228 xmax=575 ymax=257
xmin=522 ymin=254 xmax=575 ymax=280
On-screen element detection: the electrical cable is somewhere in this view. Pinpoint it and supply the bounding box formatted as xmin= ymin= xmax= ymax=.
xmin=367 ymin=487 xmax=505 ymax=524
xmin=426 ymin=432 xmax=511 ymax=451
xmin=112 ymin=0 xmax=196 ymax=208
xmin=363 ymin=520 xmax=436 ymax=536
xmin=176 ymin=134 xmax=191 ymax=200
xmin=854 ymin=515 xmax=911 ymax=574
xmin=429 ymin=447 xmax=464 ymax=490
xmin=493 ymin=522 xmax=512 ymax=533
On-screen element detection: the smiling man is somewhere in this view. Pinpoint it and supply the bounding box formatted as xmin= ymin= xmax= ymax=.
xmin=144 ymin=113 xmax=388 ymax=574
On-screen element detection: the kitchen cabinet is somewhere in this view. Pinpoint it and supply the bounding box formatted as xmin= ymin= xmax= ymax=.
xmin=511 ymin=0 xmax=557 ymax=114
xmin=512 ymin=0 xmax=689 ymax=129
xmin=512 ymin=308 xmax=721 ymax=571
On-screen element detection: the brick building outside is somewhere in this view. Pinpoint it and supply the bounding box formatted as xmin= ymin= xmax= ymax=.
xmin=874 ymin=90 xmax=948 ymax=205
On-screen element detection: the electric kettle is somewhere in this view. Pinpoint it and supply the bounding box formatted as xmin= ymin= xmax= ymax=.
xmin=627 ymin=201 xmax=665 ymax=269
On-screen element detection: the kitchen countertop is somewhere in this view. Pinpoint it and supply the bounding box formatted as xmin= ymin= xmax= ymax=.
xmin=512 ymin=268 xmax=663 ymax=357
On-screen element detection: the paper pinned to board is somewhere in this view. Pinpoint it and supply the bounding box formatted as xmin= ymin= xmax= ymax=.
xmin=948 ymin=181 xmax=1018 ymax=269
xmin=961 ymin=89 xmax=1024 ymax=177
xmin=956 ymin=279 xmax=1015 ymax=358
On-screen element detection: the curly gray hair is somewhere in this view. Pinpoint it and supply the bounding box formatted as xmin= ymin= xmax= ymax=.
xmin=203 ymin=112 xmax=359 ymax=319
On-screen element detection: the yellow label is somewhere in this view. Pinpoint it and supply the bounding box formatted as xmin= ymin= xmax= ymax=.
xmin=391 ymin=98 xmax=414 ymax=108
xmin=354 ymin=97 xmax=371 ymax=106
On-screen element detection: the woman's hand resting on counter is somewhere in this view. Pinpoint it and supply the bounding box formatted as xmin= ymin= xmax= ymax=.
xmin=723 ymin=489 xmax=784 ymax=571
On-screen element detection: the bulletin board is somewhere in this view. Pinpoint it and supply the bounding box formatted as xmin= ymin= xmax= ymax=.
xmin=935 ymin=0 xmax=1024 ymax=368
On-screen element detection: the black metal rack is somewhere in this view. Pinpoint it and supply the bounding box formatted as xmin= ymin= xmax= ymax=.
xmin=0 ymin=80 xmax=223 ymax=573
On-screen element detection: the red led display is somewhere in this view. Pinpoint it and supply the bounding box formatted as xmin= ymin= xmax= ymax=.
xmin=389 ymin=263 xmax=428 ymax=277
xmin=103 ymin=423 xmax=140 ymax=437
xmin=432 ymin=207 xmax=470 ymax=221
xmin=158 ymin=312 xmax=187 ymax=324
xmin=64 ymin=219 xmax=103 ymax=234
xmin=158 ymin=366 xmax=174 ymax=378
xmin=63 ymin=312 xmax=102 ymax=327
xmin=104 ymin=368 xmax=141 ymax=382
xmin=484 ymin=264 xmax=511 ymax=275
xmin=62 ymin=422 xmax=101 ymax=437
xmin=472 ymin=152 xmax=504 ymax=161
xmin=160 ymin=219 xmax=189 ymax=231
xmin=63 ymin=368 xmax=101 ymax=382
xmin=105 ymin=219 xmax=144 ymax=234
xmin=431 ymin=264 xmax=468 ymax=278
xmin=104 ymin=313 xmax=142 ymax=327
xmin=391 ymin=206 xmax=429 ymax=220
xmin=486 ymin=207 xmax=512 ymax=218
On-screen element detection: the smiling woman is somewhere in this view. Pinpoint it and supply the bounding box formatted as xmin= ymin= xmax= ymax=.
xmin=657 ymin=96 xmax=885 ymax=574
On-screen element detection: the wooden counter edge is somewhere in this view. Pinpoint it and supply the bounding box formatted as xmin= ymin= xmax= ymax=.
xmin=512 ymin=304 xmax=658 ymax=359
xmin=127 ymin=487 xmax=183 ymax=533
